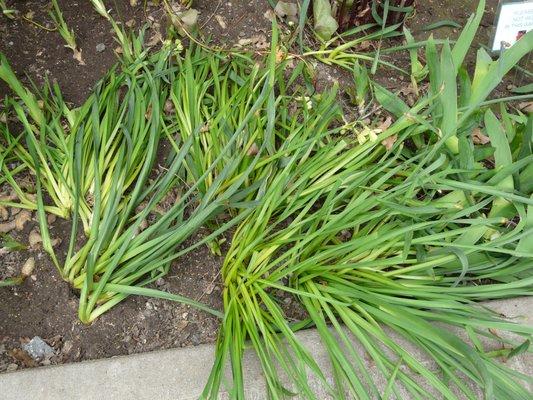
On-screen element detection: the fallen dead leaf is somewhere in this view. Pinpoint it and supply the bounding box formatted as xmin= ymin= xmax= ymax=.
xmin=357 ymin=41 xmax=372 ymax=51
xmin=255 ymin=37 xmax=269 ymax=50
xmin=145 ymin=105 xmax=153 ymax=120
xmin=518 ymin=102 xmax=533 ymax=113
xmin=247 ymin=142 xmax=259 ymax=156
xmin=164 ymin=99 xmax=174 ymax=114
xmin=263 ymin=9 xmax=275 ymax=21
xmin=377 ymin=116 xmax=392 ymax=132
xmin=179 ymin=8 xmax=199 ymax=30
xmin=381 ymin=134 xmax=398 ymax=151
xmin=472 ymin=127 xmax=490 ymax=145
xmin=8 ymin=349 xmax=37 ymax=367
xmin=146 ymin=30 xmax=163 ymax=47
xmin=0 ymin=192 xmax=18 ymax=202
xmin=274 ymin=1 xmax=298 ymax=23
xmin=275 ymin=47 xmax=285 ymax=63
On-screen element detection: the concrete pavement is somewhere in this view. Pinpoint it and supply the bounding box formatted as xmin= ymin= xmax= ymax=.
xmin=1 ymin=297 xmax=531 ymax=399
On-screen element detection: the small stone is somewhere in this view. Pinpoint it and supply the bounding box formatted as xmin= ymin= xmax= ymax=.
xmin=0 ymin=206 xmax=8 ymax=221
xmin=28 ymin=229 xmax=42 ymax=248
xmin=143 ymin=309 xmax=152 ymax=318
xmin=215 ymin=15 xmax=226 ymax=29
xmin=47 ymin=214 xmax=56 ymax=224
xmin=21 ymin=257 xmax=35 ymax=277
xmin=190 ymin=333 xmax=201 ymax=345
xmin=15 ymin=210 xmax=32 ymax=231
xmin=155 ymin=277 xmax=165 ymax=286
xmin=204 ymin=282 xmax=215 ymax=295
xmin=96 ymin=43 xmax=106 ymax=53
xmin=22 ymin=336 xmax=55 ymax=361
xmin=6 ymin=363 xmax=18 ymax=372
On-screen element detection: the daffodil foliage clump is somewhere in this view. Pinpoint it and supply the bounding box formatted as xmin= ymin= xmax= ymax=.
xmin=1 ymin=0 xmax=532 ymax=398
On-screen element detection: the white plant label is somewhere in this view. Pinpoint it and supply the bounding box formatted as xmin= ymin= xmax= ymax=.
xmin=492 ymin=1 xmax=533 ymax=51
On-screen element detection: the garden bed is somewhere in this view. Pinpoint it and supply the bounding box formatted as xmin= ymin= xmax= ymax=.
xmin=0 ymin=2 xmax=530 ymax=397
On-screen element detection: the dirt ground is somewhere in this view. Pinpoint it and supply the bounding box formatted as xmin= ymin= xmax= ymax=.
xmin=0 ymin=0 xmax=517 ymax=374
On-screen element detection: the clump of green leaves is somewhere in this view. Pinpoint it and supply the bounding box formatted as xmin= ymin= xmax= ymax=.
xmin=1 ymin=1 xmax=532 ymax=398
xmin=0 ymin=0 xmax=16 ymax=19
xmin=202 ymin=1 xmax=533 ymax=398
xmin=50 ymin=0 xmax=84 ymax=64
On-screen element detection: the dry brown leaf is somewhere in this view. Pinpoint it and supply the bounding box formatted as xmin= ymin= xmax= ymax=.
xmin=518 ymin=101 xmax=533 ymax=113
xmin=377 ymin=116 xmax=392 ymax=132
xmin=472 ymin=127 xmax=490 ymax=145
xmin=145 ymin=105 xmax=152 ymax=120
xmin=381 ymin=134 xmax=398 ymax=151
xmin=247 ymin=142 xmax=259 ymax=156
xmin=146 ymin=30 xmax=163 ymax=47
xmin=8 ymin=349 xmax=37 ymax=367
xmin=356 ymin=41 xmax=372 ymax=51
xmin=263 ymin=9 xmax=275 ymax=21
xmin=275 ymin=48 xmax=285 ymax=63
xmin=0 ymin=192 xmax=18 ymax=202
xmin=0 ymin=221 xmax=15 ymax=233
xmin=164 ymin=99 xmax=174 ymax=114
xmin=255 ymin=38 xmax=269 ymax=50
xmin=274 ymin=1 xmax=298 ymax=23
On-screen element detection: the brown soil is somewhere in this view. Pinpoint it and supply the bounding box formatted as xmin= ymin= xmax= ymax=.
xmin=0 ymin=0 xmax=526 ymax=374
